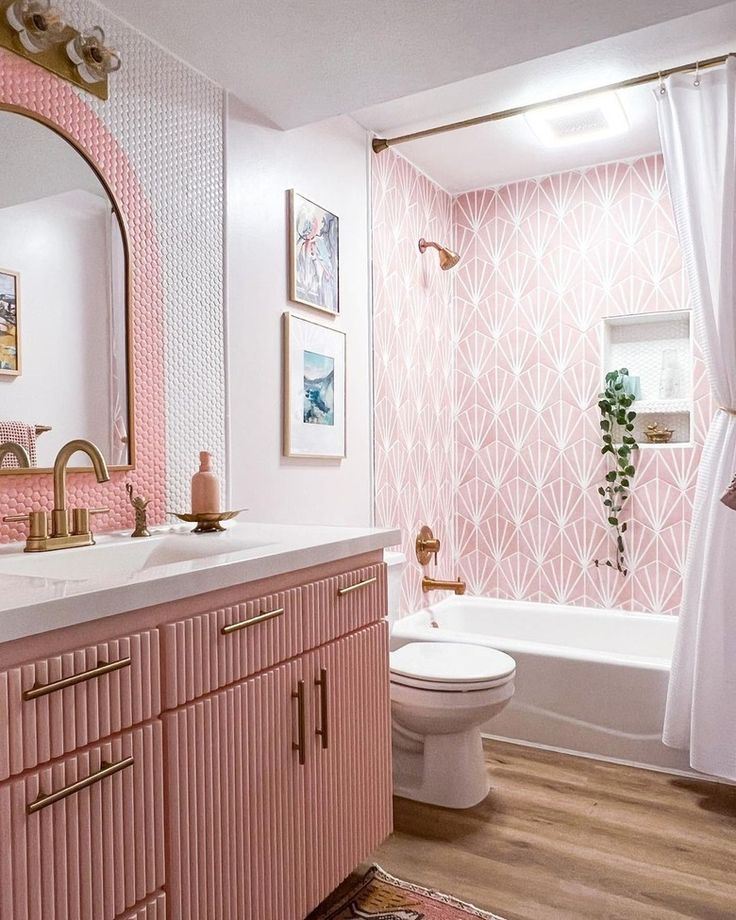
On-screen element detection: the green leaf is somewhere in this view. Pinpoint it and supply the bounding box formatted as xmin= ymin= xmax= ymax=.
xmin=606 ymin=471 xmax=617 ymax=482
xmin=620 ymin=522 xmax=627 ymax=533
xmin=608 ymin=516 xmax=618 ymax=526
xmin=625 ymin=465 xmax=636 ymax=476
xmin=600 ymin=419 xmax=610 ymax=431
xmin=598 ymin=486 xmax=605 ymax=496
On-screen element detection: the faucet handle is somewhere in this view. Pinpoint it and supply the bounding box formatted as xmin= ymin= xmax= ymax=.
xmin=89 ymin=508 xmax=110 ymax=515
xmin=4 ymin=511 xmax=48 ymax=539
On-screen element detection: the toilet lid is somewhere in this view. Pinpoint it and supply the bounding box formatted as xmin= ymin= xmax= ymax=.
xmin=390 ymin=642 xmax=515 ymax=690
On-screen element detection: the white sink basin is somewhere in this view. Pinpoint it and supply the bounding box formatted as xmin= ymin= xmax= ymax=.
xmin=0 ymin=530 xmax=275 ymax=582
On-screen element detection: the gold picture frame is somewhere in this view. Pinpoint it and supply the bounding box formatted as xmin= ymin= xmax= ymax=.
xmin=0 ymin=268 xmax=20 ymax=377
xmin=288 ymin=190 xmax=340 ymax=316
xmin=283 ymin=312 xmax=346 ymax=459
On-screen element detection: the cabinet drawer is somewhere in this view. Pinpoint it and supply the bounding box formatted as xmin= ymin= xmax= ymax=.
xmin=0 ymin=722 xmax=165 ymax=920
xmin=302 ymin=563 xmax=387 ymax=651
xmin=162 ymin=587 xmax=302 ymax=708
xmin=0 ymin=630 xmax=161 ymax=782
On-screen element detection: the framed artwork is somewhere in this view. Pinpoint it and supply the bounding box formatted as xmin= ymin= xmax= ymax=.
xmin=289 ymin=190 xmax=339 ymax=315
xmin=0 ymin=269 xmax=20 ymax=376
xmin=283 ymin=312 xmax=346 ymax=459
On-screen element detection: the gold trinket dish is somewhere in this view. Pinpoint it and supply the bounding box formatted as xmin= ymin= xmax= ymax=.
xmin=644 ymin=423 xmax=674 ymax=444
xmin=172 ymin=510 xmax=244 ymax=533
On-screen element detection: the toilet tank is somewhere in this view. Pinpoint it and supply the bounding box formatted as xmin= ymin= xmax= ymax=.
xmin=384 ymin=551 xmax=406 ymax=629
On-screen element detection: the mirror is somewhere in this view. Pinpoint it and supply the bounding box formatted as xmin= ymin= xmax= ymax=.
xmin=0 ymin=107 xmax=131 ymax=473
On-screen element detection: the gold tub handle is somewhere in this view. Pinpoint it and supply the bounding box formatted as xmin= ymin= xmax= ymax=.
xmin=221 ymin=607 xmax=285 ymax=635
xmin=337 ymin=575 xmax=377 ymax=597
xmin=23 ymin=656 xmax=132 ymax=701
xmin=27 ymin=756 xmax=134 ymax=815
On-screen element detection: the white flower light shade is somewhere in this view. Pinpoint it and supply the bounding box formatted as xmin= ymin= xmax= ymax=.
xmin=66 ymin=26 xmax=121 ymax=84
xmin=6 ymin=0 xmax=67 ymax=53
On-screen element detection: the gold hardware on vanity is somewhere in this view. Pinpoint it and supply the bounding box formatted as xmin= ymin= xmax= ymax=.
xmin=221 ymin=607 xmax=286 ymax=635
xmin=416 ymin=524 xmax=441 ymax=566
xmin=4 ymin=438 xmax=111 ymax=552
xmin=172 ymin=509 xmax=244 ymax=534
xmin=315 ymin=667 xmax=329 ymax=750
xmin=27 ymin=755 xmax=134 ymax=814
xmin=0 ymin=441 xmax=30 ymax=467
xmin=292 ymin=680 xmax=306 ymax=766
xmin=337 ymin=575 xmax=378 ymax=597
xmin=0 ymin=0 xmax=121 ymax=100
xmin=22 ymin=656 xmax=131 ymax=701
xmin=422 ymin=575 xmax=466 ymax=595
xmin=126 ymin=482 xmax=151 ymax=538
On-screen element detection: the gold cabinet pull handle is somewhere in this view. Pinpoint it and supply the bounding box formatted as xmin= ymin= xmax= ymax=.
xmin=221 ymin=607 xmax=285 ymax=635
xmin=27 ymin=756 xmax=134 ymax=815
xmin=315 ymin=667 xmax=329 ymax=750
xmin=23 ymin=656 xmax=132 ymax=701
xmin=292 ymin=680 xmax=306 ymax=766
xmin=337 ymin=575 xmax=377 ymax=597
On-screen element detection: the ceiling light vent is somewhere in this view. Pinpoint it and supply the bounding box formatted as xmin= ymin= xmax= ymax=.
xmin=525 ymin=92 xmax=629 ymax=147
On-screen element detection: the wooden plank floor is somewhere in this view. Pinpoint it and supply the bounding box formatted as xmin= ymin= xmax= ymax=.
xmin=367 ymin=740 xmax=736 ymax=920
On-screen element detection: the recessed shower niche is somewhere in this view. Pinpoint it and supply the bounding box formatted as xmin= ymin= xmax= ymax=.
xmin=602 ymin=310 xmax=692 ymax=446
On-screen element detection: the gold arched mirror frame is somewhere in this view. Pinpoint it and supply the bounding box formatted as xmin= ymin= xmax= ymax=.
xmin=0 ymin=102 xmax=134 ymax=476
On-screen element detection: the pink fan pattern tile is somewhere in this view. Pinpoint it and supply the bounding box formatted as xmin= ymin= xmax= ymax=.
xmin=372 ymin=151 xmax=455 ymax=614
xmin=374 ymin=151 xmax=715 ymax=616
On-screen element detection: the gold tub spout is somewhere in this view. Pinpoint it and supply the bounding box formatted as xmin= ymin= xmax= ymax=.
xmin=422 ymin=575 xmax=466 ymax=595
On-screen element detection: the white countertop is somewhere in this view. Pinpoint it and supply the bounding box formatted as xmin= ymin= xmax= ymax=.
xmin=0 ymin=521 xmax=401 ymax=643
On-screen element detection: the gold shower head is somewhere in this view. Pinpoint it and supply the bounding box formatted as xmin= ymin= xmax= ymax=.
xmin=418 ymin=238 xmax=460 ymax=271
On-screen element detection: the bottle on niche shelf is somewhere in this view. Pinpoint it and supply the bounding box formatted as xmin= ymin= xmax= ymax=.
xmin=191 ymin=450 xmax=220 ymax=514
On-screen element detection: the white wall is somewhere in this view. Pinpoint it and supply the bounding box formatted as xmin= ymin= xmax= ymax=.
xmin=226 ymin=99 xmax=373 ymax=526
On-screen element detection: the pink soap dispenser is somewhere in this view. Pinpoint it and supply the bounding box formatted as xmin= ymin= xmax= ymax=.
xmin=191 ymin=451 xmax=220 ymax=514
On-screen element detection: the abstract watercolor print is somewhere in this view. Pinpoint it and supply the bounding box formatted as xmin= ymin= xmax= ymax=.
xmin=0 ymin=269 xmax=19 ymax=376
xmin=303 ymin=350 xmax=335 ymax=425
xmin=289 ymin=190 xmax=339 ymax=314
xmin=283 ymin=312 xmax=345 ymax=459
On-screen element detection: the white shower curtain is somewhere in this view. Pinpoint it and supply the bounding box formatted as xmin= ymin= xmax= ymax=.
xmin=657 ymin=56 xmax=736 ymax=780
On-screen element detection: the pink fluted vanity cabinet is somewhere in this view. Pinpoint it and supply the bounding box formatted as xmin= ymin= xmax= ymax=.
xmin=0 ymin=540 xmax=393 ymax=920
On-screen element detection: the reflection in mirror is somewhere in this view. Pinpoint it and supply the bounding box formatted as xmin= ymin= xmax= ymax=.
xmin=0 ymin=109 xmax=129 ymax=471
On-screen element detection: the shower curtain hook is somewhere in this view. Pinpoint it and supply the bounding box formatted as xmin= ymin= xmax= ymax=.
xmin=694 ymin=61 xmax=701 ymax=87
xmin=658 ymin=72 xmax=666 ymax=95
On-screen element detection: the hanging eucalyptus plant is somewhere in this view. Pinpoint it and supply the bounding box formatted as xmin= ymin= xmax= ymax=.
xmin=594 ymin=368 xmax=639 ymax=576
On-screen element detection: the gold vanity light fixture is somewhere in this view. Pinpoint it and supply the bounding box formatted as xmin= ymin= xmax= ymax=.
xmin=0 ymin=0 xmax=120 ymax=100
xmin=418 ymin=238 xmax=460 ymax=271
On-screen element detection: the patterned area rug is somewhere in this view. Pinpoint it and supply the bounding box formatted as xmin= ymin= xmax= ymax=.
xmin=313 ymin=865 xmax=507 ymax=920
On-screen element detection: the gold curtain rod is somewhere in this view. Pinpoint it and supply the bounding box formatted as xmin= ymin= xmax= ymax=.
xmin=372 ymin=52 xmax=734 ymax=153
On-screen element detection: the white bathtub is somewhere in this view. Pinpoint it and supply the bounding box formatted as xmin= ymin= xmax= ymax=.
xmin=392 ymin=596 xmax=694 ymax=774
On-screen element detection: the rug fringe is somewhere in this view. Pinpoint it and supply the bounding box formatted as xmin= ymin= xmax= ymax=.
xmin=351 ymin=865 xmax=507 ymax=920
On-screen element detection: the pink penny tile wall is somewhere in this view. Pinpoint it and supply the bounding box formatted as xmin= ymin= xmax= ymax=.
xmin=372 ymin=150 xmax=456 ymax=615
xmin=0 ymin=49 xmax=165 ymax=542
xmin=374 ymin=151 xmax=715 ymax=617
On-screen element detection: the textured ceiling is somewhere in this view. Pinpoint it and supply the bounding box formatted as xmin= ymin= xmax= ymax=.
xmin=355 ymin=3 xmax=736 ymax=192
xmin=95 ymin=0 xmax=728 ymax=129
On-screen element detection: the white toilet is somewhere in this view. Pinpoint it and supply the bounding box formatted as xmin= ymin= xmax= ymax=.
xmin=385 ymin=553 xmax=516 ymax=809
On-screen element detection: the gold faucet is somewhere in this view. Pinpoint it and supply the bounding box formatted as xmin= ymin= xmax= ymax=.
xmin=3 ymin=439 xmax=110 ymax=552
xmin=422 ymin=575 xmax=466 ymax=595
xmin=0 ymin=441 xmax=31 ymax=468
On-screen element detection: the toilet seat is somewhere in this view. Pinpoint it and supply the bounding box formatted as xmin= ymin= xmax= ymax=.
xmin=390 ymin=642 xmax=516 ymax=692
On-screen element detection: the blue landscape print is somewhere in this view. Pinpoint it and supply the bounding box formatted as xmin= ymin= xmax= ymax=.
xmin=303 ymin=349 xmax=335 ymax=426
